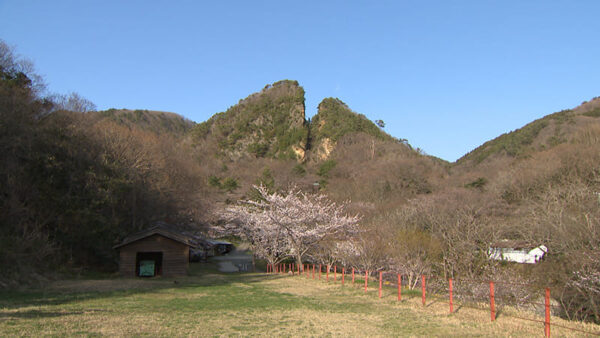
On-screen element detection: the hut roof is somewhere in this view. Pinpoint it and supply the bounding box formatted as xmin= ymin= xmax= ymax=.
xmin=113 ymin=222 xmax=208 ymax=249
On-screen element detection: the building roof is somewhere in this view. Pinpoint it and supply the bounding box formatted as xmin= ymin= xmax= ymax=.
xmin=490 ymin=240 xmax=542 ymax=250
xmin=113 ymin=222 xmax=208 ymax=249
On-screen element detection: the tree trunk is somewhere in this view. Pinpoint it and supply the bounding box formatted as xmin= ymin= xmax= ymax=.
xmin=296 ymin=254 xmax=303 ymax=272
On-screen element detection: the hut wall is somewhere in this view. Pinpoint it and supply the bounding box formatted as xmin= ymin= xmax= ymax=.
xmin=118 ymin=234 xmax=190 ymax=277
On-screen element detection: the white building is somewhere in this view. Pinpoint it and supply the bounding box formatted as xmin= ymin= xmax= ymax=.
xmin=488 ymin=240 xmax=547 ymax=264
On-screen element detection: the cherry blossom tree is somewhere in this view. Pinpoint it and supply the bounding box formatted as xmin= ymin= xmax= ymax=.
xmin=217 ymin=204 xmax=288 ymax=271
xmin=254 ymin=185 xmax=360 ymax=270
xmin=219 ymin=185 xmax=360 ymax=271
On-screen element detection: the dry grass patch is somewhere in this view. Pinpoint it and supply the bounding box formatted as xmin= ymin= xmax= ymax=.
xmin=1 ymin=272 xmax=599 ymax=336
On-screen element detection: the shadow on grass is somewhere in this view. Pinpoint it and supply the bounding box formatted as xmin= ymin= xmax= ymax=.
xmin=0 ymin=261 xmax=287 ymax=311
xmin=0 ymin=309 xmax=111 ymax=319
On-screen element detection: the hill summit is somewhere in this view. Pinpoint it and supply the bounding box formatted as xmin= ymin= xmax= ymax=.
xmin=191 ymin=80 xmax=398 ymax=162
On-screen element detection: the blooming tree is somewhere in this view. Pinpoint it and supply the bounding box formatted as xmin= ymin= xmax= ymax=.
xmin=219 ymin=185 xmax=360 ymax=271
xmin=255 ymin=185 xmax=360 ymax=270
xmin=217 ymin=203 xmax=289 ymax=270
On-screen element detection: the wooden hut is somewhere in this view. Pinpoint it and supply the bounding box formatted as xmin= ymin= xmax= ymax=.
xmin=114 ymin=223 xmax=195 ymax=277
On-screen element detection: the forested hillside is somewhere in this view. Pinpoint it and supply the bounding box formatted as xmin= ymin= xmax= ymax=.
xmin=1 ymin=41 xmax=598 ymax=323
xmin=0 ymin=41 xmax=209 ymax=286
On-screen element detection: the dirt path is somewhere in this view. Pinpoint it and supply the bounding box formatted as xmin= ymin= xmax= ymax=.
xmin=209 ymin=247 xmax=253 ymax=272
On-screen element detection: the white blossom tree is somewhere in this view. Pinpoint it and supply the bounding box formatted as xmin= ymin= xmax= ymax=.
xmin=219 ymin=185 xmax=360 ymax=271
xmin=255 ymin=185 xmax=360 ymax=270
xmin=217 ymin=204 xmax=288 ymax=271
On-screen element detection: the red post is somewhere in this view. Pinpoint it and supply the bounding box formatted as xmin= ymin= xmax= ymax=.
xmin=490 ymin=281 xmax=495 ymax=321
xmin=319 ymin=264 xmax=322 ymax=280
xmin=342 ymin=268 xmax=345 ymax=285
xmin=326 ymin=265 xmax=330 ymax=281
xmin=352 ymin=268 xmax=355 ymax=284
xmin=449 ymin=278 xmax=453 ymax=313
xmin=422 ymin=275 xmax=426 ymax=306
xmin=545 ymin=287 xmax=551 ymax=337
xmin=312 ymin=264 xmax=315 ymax=279
xmin=334 ymin=266 xmax=337 ymax=282
xmin=365 ymin=271 xmax=368 ymax=292
xmin=379 ymin=271 xmax=382 ymax=298
xmin=397 ymin=274 xmax=402 ymax=301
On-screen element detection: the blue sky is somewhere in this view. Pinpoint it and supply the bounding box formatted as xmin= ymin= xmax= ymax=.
xmin=1 ymin=1 xmax=599 ymax=161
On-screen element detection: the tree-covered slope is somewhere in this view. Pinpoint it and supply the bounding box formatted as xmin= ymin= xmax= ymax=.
xmin=92 ymin=108 xmax=196 ymax=137
xmin=191 ymin=80 xmax=308 ymax=160
xmin=457 ymin=97 xmax=600 ymax=165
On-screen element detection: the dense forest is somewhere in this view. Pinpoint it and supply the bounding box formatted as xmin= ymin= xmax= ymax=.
xmin=1 ymin=40 xmax=598 ymax=322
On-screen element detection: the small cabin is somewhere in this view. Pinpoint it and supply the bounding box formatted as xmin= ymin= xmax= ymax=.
xmin=488 ymin=240 xmax=547 ymax=264
xmin=114 ymin=224 xmax=194 ymax=277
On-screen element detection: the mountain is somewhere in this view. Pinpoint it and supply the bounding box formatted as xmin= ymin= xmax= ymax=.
xmin=92 ymin=108 xmax=196 ymax=137
xmin=457 ymin=97 xmax=600 ymax=166
xmin=191 ymin=80 xmax=308 ymax=160
xmin=309 ymin=97 xmax=396 ymax=160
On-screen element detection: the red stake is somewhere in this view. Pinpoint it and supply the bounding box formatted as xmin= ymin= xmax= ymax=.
xmin=352 ymin=268 xmax=355 ymax=284
xmin=379 ymin=271 xmax=382 ymax=298
xmin=319 ymin=264 xmax=322 ymax=280
xmin=545 ymin=287 xmax=551 ymax=337
xmin=312 ymin=264 xmax=315 ymax=279
xmin=397 ymin=274 xmax=402 ymax=301
xmin=365 ymin=271 xmax=368 ymax=292
xmin=334 ymin=266 xmax=337 ymax=282
xmin=342 ymin=268 xmax=345 ymax=285
xmin=449 ymin=278 xmax=453 ymax=313
xmin=326 ymin=265 xmax=330 ymax=281
xmin=490 ymin=281 xmax=495 ymax=321
xmin=422 ymin=275 xmax=426 ymax=306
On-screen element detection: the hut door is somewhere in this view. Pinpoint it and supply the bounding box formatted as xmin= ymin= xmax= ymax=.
xmin=136 ymin=252 xmax=163 ymax=277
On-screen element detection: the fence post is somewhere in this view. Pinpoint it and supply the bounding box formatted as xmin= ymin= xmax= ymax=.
xmin=379 ymin=271 xmax=383 ymax=298
xmin=312 ymin=264 xmax=315 ymax=279
xmin=334 ymin=266 xmax=337 ymax=282
xmin=319 ymin=264 xmax=322 ymax=280
xmin=545 ymin=287 xmax=550 ymax=337
xmin=352 ymin=268 xmax=355 ymax=284
xmin=342 ymin=268 xmax=345 ymax=285
xmin=490 ymin=281 xmax=495 ymax=321
xmin=449 ymin=278 xmax=453 ymax=313
xmin=398 ymin=274 xmax=401 ymax=301
xmin=327 ymin=265 xmax=330 ymax=282
xmin=365 ymin=271 xmax=368 ymax=293
xmin=422 ymin=275 xmax=426 ymax=306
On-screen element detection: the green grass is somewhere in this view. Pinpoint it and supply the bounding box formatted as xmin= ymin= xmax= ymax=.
xmin=1 ymin=264 xmax=598 ymax=336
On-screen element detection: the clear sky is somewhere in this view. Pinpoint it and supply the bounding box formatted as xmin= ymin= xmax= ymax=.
xmin=1 ymin=1 xmax=599 ymax=161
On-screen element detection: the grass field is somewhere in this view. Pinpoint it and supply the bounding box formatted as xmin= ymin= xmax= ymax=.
xmin=1 ymin=263 xmax=599 ymax=336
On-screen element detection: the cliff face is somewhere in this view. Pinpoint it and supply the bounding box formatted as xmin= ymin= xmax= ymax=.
xmin=191 ymin=80 xmax=308 ymax=160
